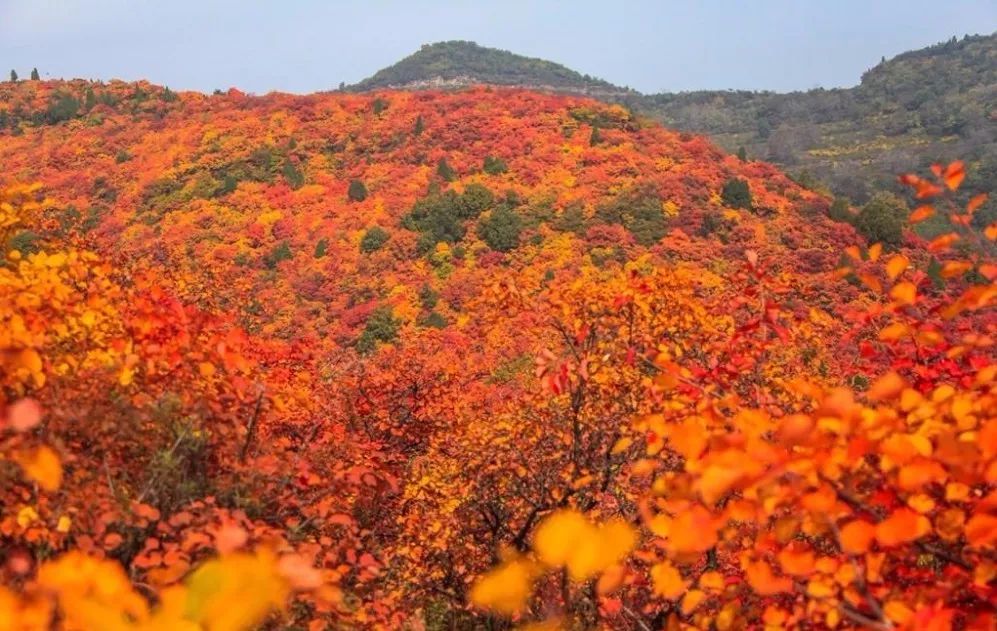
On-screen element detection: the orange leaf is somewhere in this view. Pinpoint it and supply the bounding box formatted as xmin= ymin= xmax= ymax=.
xmin=867 ymin=243 xmax=882 ymax=262
xmin=6 ymin=398 xmax=42 ymax=432
xmin=890 ymin=282 xmax=917 ymax=306
xmin=777 ymin=545 xmax=815 ymax=576
xmin=927 ymin=233 xmax=959 ymax=254
xmin=943 ymin=161 xmax=965 ymax=191
xmin=965 ymin=514 xmax=997 ymax=547
xmin=967 ymin=193 xmax=988 ymax=214
xmin=18 ymin=446 xmax=61 ymax=492
xmin=879 ymin=322 xmax=909 ymax=341
xmin=908 ymin=205 xmax=935 ymax=223
xmin=875 ymin=508 xmax=931 ymax=547
xmin=744 ymin=560 xmax=793 ymax=595
xmin=885 ymin=254 xmax=909 ymax=281
xmin=104 ymin=532 xmax=124 ymax=550
xmin=868 ymin=371 xmax=905 ymax=402
xmin=651 ymin=560 xmax=687 ymax=599
xmin=839 ymin=520 xmax=875 ymax=554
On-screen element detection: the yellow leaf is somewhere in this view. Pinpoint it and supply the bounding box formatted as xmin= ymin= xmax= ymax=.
xmin=469 ymin=558 xmax=536 ymax=615
xmin=16 ymin=506 xmax=39 ymax=528
xmin=885 ymin=254 xmax=909 ymax=280
xmin=890 ymin=282 xmax=917 ymax=306
xmin=199 ymin=362 xmax=217 ymax=378
xmin=18 ymin=446 xmax=61 ymax=491
xmin=610 ymin=436 xmax=633 ymax=455
xmin=908 ymin=205 xmax=935 ymax=223
xmin=651 ymin=560 xmax=687 ymax=599
xmin=56 ymin=515 xmax=72 ymax=533
xmin=680 ymin=589 xmax=706 ymax=614
xmin=867 ymin=243 xmax=882 ymax=262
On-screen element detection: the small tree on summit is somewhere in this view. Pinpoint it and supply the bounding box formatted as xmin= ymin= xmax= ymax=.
xmin=9 ymin=70 xmax=18 ymax=82
xmin=30 ymin=68 xmax=40 ymax=80
xmin=348 ymin=179 xmax=368 ymax=202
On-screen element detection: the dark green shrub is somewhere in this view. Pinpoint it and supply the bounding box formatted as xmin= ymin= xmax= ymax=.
xmin=721 ymin=178 xmax=752 ymax=210
xmin=477 ymin=205 xmax=523 ymax=252
xmin=360 ymin=226 xmax=390 ymax=253
xmin=483 ymin=155 xmax=508 ymax=175
xmin=314 ymin=238 xmax=328 ymax=258
xmin=357 ymin=306 xmax=401 ymax=354
xmin=595 ymin=185 xmax=667 ymax=246
xmin=348 ymin=179 xmax=368 ymax=202
xmin=854 ymin=192 xmax=907 ymax=246
xmin=436 ymin=158 xmax=456 ymax=182
xmin=264 ymin=241 xmax=293 ymax=269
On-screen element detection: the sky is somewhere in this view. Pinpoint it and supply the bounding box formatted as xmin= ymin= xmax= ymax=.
xmin=1 ymin=0 xmax=995 ymax=95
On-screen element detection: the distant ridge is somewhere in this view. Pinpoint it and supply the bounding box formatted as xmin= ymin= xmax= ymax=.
xmin=346 ymin=40 xmax=635 ymax=98
xmin=350 ymin=34 xmax=996 ymax=205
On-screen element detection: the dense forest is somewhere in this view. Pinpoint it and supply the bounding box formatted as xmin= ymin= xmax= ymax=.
xmin=0 ymin=50 xmax=995 ymax=631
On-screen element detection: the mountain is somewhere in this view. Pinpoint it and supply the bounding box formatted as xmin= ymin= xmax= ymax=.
xmin=644 ymin=33 xmax=997 ymax=203
xmin=347 ymin=40 xmax=634 ymax=98
xmin=0 ymin=78 xmax=883 ymax=628
xmin=352 ymin=34 xmax=997 ymax=208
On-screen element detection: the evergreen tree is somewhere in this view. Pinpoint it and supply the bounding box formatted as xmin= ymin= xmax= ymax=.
xmin=9 ymin=70 xmax=17 ymax=82
xmin=854 ymin=192 xmax=907 ymax=246
xmin=360 ymin=226 xmax=391 ymax=253
xmin=477 ymin=205 xmax=523 ymax=252
xmin=737 ymin=146 xmax=747 ymax=162
xmin=413 ymin=115 xmax=425 ymax=136
xmin=436 ymin=158 xmax=456 ymax=182
xmin=347 ymin=179 xmax=368 ymax=202
xmin=589 ymin=127 xmax=603 ymax=146
xmin=721 ymin=178 xmax=752 ymax=210
xmin=30 ymin=68 xmax=40 ymax=81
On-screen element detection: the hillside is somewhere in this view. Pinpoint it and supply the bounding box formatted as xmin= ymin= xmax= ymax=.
xmin=351 ymin=35 xmax=997 ymax=209
xmin=0 ymin=77 xmax=995 ymax=630
xmin=347 ymin=40 xmax=634 ymax=98
xmin=644 ymin=33 xmax=997 ymax=203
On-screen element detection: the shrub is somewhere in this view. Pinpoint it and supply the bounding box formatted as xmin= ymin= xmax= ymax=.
xmin=828 ymin=197 xmax=852 ymax=223
xmin=348 ymin=179 xmax=368 ymax=202
xmin=854 ymin=192 xmax=907 ymax=246
xmin=594 ymin=185 xmax=667 ymax=246
xmin=436 ymin=158 xmax=456 ymax=182
xmin=360 ymin=226 xmax=390 ymax=253
xmin=264 ymin=241 xmax=292 ymax=269
xmin=313 ymin=238 xmax=328 ymax=258
xmin=721 ymin=178 xmax=752 ymax=210
xmin=357 ymin=306 xmax=400 ymax=354
xmin=483 ymin=155 xmax=508 ymax=175
xmin=477 ymin=205 xmax=523 ymax=252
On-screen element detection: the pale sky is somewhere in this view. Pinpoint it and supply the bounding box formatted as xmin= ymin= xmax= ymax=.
xmin=1 ymin=0 xmax=995 ymax=94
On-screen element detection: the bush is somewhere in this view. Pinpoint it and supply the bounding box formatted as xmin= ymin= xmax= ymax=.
xmin=436 ymin=158 xmax=456 ymax=182
xmin=721 ymin=178 xmax=752 ymax=210
xmin=264 ymin=241 xmax=292 ymax=269
xmin=360 ymin=226 xmax=390 ymax=253
xmin=477 ymin=205 xmax=523 ymax=252
xmin=282 ymin=160 xmax=305 ymax=190
xmin=357 ymin=306 xmax=400 ymax=354
xmin=403 ymin=185 xmax=495 ymax=253
xmin=594 ymin=185 xmax=667 ymax=246
xmin=854 ymin=192 xmax=907 ymax=246
xmin=828 ymin=197 xmax=852 ymax=223
xmin=348 ymin=179 xmax=368 ymax=202
xmin=313 ymin=238 xmax=328 ymax=258
xmin=483 ymin=155 xmax=508 ymax=175
xmin=555 ymin=203 xmax=587 ymax=234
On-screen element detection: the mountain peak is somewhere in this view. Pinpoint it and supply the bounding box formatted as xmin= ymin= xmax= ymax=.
xmin=348 ymin=40 xmax=634 ymax=96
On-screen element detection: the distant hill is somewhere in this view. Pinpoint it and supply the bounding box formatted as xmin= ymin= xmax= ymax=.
xmin=347 ymin=40 xmax=634 ymax=98
xmin=643 ymin=33 xmax=997 ymax=203
xmin=352 ymin=34 xmax=997 ymax=206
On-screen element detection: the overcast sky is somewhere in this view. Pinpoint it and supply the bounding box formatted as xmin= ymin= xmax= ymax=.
xmin=1 ymin=0 xmax=995 ymax=94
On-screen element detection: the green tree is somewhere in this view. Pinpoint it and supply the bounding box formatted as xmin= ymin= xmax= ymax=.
xmin=828 ymin=197 xmax=852 ymax=223
xmin=554 ymin=202 xmax=587 ymax=234
xmin=456 ymin=183 xmax=494 ymax=218
xmin=595 ymin=185 xmax=667 ymax=246
xmin=347 ymin=179 xmax=368 ymax=202
xmin=30 ymin=68 xmax=40 ymax=81
xmin=483 ymin=155 xmax=507 ymax=175
xmin=477 ymin=204 xmax=523 ymax=252
xmin=853 ymin=192 xmax=907 ymax=246
xmin=372 ymin=98 xmax=388 ymax=116
xmin=360 ymin=226 xmax=391 ymax=253
xmin=263 ymin=241 xmax=293 ymax=269
xmin=357 ymin=306 xmax=401 ymax=355
xmin=737 ymin=146 xmax=747 ymax=162
xmin=9 ymin=70 xmax=17 ymax=82
xmin=282 ymin=160 xmax=305 ymax=190
xmin=436 ymin=158 xmax=456 ymax=182
xmin=589 ymin=127 xmax=603 ymax=146
xmin=721 ymin=178 xmax=752 ymax=210
xmin=313 ymin=238 xmax=328 ymax=258
xmin=413 ymin=115 xmax=425 ymax=136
